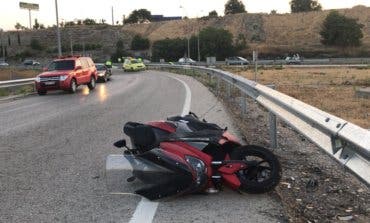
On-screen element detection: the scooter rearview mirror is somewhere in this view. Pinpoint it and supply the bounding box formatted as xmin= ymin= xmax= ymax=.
xmin=114 ymin=139 xmax=126 ymax=148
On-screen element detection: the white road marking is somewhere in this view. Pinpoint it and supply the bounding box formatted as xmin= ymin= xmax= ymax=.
xmin=128 ymin=73 xmax=192 ymax=223
xmin=166 ymin=75 xmax=192 ymax=116
xmin=129 ymin=198 xmax=160 ymax=223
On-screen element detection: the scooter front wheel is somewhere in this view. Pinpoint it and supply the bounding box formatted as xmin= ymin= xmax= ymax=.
xmin=230 ymin=145 xmax=281 ymax=194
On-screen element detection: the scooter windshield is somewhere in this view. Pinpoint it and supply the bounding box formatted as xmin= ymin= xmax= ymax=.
xmin=106 ymin=149 xmax=195 ymax=200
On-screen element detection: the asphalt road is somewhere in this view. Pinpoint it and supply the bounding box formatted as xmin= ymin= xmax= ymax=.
xmin=0 ymin=70 xmax=285 ymax=223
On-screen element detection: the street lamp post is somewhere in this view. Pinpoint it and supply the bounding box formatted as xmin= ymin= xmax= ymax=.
xmin=197 ymin=34 xmax=200 ymax=61
xmin=0 ymin=28 xmax=4 ymax=59
xmin=180 ymin=5 xmax=191 ymax=58
xmin=55 ymin=0 xmax=62 ymax=56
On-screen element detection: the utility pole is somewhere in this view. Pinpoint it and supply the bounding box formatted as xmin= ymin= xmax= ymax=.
xmin=0 ymin=29 xmax=4 ymax=59
xmin=253 ymin=50 xmax=258 ymax=82
xmin=197 ymin=34 xmax=200 ymax=61
xmin=28 ymin=9 xmax=32 ymax=29
xmin=82 ymin=40 xmax=85 ymax=56
xmin=55 ymin=0 xmax=62 ymax=56
xmin=187 ymin=38 xmax=190 ymax=58
xmin=111 ymin=6 xmax=114 ymax=25
xmin=70 ymin=33 xmax=73 ymax=55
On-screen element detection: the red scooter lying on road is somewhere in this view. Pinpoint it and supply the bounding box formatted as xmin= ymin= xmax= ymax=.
xmin=110 ymin=113 xmax=281 ymax=200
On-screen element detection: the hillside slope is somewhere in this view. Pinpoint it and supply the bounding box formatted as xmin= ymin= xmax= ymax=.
xmin=122 ymin=5 xmax=370 ymax=57
xmin=3 ymin=6 xmax=370 ymax=59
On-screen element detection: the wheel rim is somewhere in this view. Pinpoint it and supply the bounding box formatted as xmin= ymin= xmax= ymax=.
xmin=91 ymin=77 xmax=95 ymax=87
xmin=71 ymin=80 xmax=76 ymax=92
xmin=239 ymin=155 xmax=272 ymax=183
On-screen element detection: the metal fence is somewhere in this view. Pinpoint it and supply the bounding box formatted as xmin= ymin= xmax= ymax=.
xmin=0 ymin=65 xmax=369 ymax=185
xmin=147 ymin=64 xmax=370 ymax=186
xmin=0 ymin=78 xmax=35 ymax=88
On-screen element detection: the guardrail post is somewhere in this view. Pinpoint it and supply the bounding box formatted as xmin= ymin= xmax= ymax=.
xmin=227 ymin=83 xmax=231 ymax=99
xmin=267 ymin=84 xmax=277 ymax=149
xmin=216 ymin=75 xmax=221 ymax=96
xmin=269 ymin=112 xmax=277 ymax=149
xmin=240 ymin=96 xmax=247 ymax=119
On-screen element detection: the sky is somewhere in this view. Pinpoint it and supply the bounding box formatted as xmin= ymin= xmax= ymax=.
xmin=0 ymin=0 xmax=369 ymax=30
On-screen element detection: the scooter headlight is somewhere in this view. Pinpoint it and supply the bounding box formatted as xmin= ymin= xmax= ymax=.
xmin=185 ymin=156 xmax=206 ymax=185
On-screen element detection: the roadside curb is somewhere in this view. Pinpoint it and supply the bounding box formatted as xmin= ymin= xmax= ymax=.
xmin=0 ymin=92 xmax=37 ymax=103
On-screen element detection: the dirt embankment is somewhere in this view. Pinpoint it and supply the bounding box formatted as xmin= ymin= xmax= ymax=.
xmin=226 ymin=66 xmax=370 ymax=128
xmin=123 ymin=5 xmax=370 ymax=57
xmin=4 ymin=5 xmax=370 ymax=59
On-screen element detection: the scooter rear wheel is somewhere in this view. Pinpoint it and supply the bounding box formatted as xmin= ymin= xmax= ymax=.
xmin=230 ymin=145 xmax=281 ymax=194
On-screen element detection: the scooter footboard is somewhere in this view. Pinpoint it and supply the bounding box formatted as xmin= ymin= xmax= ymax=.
xmin=106 ymin=149 xmax=199 ymax=200
xmin=106 ymin=153 xmax=175 ymax=193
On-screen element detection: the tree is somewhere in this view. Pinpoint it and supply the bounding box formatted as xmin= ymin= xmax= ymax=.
xmin=199 ymin=27 xmax=235 ymax=60
xmin=131 ymin=35 xmax=150 ymax=50
xmin=33 ymin=19 xmax=40 ymax=29
xmin=30 ymin=38 xmax=43 ymax=50
xmin=151 ymin=27 xmax=239 ymax=61
xmin=17 ymin=33 xmax=21 ymax=45
xmin=208 ymin=10 xmax=218 ymax=18
xmin=152 ymin=38 xmax=187 ymax=61
xmin=320 ymin=11 xmax=364 ymax=47
xmin=111 ymin=39 xmax=126 ymax=61
xmin=234 ymin=34 xmax=247 ymax=51
xmin=64 ymin=21 xmax=76 ymax=27
xmin=224 ymin=0 xmax=246 ymax=15
xmin=15 ymin=22 xmax=22 ymax=30
xmin=83 ymin=18 xmax=96 ymax=25
xmin=290 ymin=0 xmax=322 ymax=13
xmin=126 ymin=9 xmax=152 ymax=24
xmin=33 ymin=19 xmax=45 ymax=30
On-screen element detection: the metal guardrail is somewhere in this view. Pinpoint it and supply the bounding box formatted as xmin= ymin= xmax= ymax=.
xmin=0 ymin=78 xmax=35 ymax=88
xmin=148 ymin=64 xmax=370 ymax=186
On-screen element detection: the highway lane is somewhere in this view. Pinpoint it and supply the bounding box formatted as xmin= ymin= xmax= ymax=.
xmin=0 ymin=70 xmax=285 ymax=222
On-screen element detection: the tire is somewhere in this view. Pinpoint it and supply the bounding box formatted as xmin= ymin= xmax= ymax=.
xmin=87 ymin=76 xmax=96 ymax=90
xmin=69 ymin=79 xmax=77 ymax=94
xmin=101 ymin=75 xmax=107 ymax=83
xmin=230 ymin=145 xmax=281 ymax=194
xmin=37 ymin=90 xmax=47 ymax=95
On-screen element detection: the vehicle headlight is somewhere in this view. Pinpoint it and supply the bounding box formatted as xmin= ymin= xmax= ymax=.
xmin=185 ymin=156 xmax=207 ymax=185
xmin=59 ymin=75 xmax=68 ymax=81
xmin=98 ymin=72 xmax=105 ymax=77
xmin=35 ymin=76 xmax=41 ymax=82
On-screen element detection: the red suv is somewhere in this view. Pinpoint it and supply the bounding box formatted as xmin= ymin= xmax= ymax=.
xmin=35 ymin=56 xmax=98 ymax=95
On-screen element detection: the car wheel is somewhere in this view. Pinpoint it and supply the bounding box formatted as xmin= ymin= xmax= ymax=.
xmin=37 ymin=90 xmax=47 ymax=95
xmin=69 ymin=79 xmax=77 ymax=93
xmin=87 ymin=76 xmax=96 ymax=90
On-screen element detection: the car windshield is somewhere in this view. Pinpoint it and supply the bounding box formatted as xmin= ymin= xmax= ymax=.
xmin=96 ymin=64 xmax=106 ymax=70
xmin=48 ymin=60 xmax=75 ymax=71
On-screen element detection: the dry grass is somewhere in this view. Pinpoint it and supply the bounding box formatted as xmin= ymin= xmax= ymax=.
xmin=122 ymin=6 xmax=370 ymax=54
xmin=262 ymin=5 xmax=370 ymax=49
xmin=0 ymin=68 xmax=40 ymax=81
xmin=226 ymin=67 xmax=370 ymax=128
